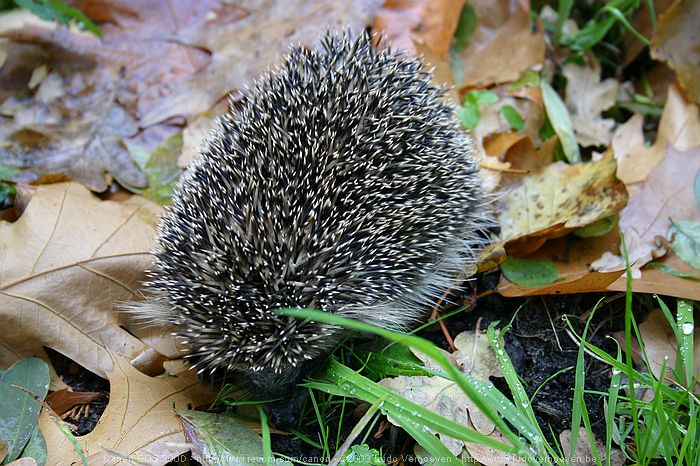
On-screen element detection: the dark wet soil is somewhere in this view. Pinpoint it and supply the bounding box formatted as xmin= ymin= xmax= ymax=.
xmin=51 ymin=271 xmax=649 ymax=464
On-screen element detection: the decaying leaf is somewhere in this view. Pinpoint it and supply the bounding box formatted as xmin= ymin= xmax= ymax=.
xmin=559 ymin=428 xmax=624 ymax=466
xmin=593 ymin=145 xmax=700 ymax=277
xmin=0 ymin=67 xmax=147 ymax=193
xmin=498 ymin=153 xmax=628 ymax=255
xmin=0 ymin=182 xmax=163 ymax=385
xmin=139 ymin=0 xmax=381 ymax=127
xmin=651 ymin=0 xmax=700 ymax=104
xmin=373 ymin=0 xmax=465 ymax=59
xmin=39 ymin=354 xmax=214 ymax=465
xmin=452 ymin=0 xmax=544 ymax=89
xmin=379 ymin=331 xmax=501 ymax=454
xmin=614 ymin=85 xmax=700 ymax=188
xmin=562 ymin=58 xmax=620 ymax=147
xmin=618 ymin=308 xmax=700 ymax=384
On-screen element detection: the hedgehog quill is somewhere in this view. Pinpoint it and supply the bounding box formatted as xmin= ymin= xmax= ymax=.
xmin=132 ymin=32 xmax=490 ymax=426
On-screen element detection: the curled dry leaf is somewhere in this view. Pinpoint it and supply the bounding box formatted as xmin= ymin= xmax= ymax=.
xmin=593 ymin=145 xmax=700 ymax=278
xmin=651 ymin=0 xmax=700 ymax=104
xmin=498 ymin=153 xmax=628 ymax=256
xmin=39 ymin=354 xmax=214 ymax=465
xmin=453 ymin=0 xmax=545 ymax=89
xmin=0 ymin=182 xmax=164 ymax=385
xmin=562 ymin=58 xmax=620 ymax=148
xmin=379 ymin=331 xmax=501 ymax=454
xmin=139 ymin=0 xmax=381 ymax=127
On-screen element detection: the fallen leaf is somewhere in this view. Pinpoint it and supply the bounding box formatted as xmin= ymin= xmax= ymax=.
xmin=498 ymin=230 xmax=624 ymax=297
xmin=6 ymin=458 xmax=37 ymax=466
xmin=618 ymin=308 xmax=700 ymax=383
xmin=614 ymin=85 xmax=700 ymax=187
xmin=559 ymin=428 xmax=624 ymax=466
xmin=562 ymin=58 xmax=620 ymax=148
xmin=453 ymin=0 xmax=545 ymax=88
xmin=0 ymin=68 xmax=147 ymax=192
xmin=39 ymin=354 xmax=214 ymax=465
xmin=373 ymin=0 xmax=465 ymax=58
xmin=593 ymin=145 xmax=700 ymax=276
xmin=499 ymin=256 xmax=559 ymax=288
xmin=45 ymin=389 xmax=102 ymax=417
xmin=179 ymin=410 xmax=290 ymax=466
xmin=379 ymin=331 xmax=501 ymax=454
xmin=139 ymin=0 xmax=381 ymax=126
xmin=651 ymin=0 xmax=700 ymax=104
xmin=0 ymin=182 xmax=164 ymax=385
xmin=498 ymin=153 xmax=628 ymax=254
xmin=461 ymin=430 xmax=526 ymax=466
xmin=606 ymin=250 xmax=700 ymax=301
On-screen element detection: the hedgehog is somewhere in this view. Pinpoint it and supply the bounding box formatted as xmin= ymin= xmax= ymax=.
xmin=133 ymin=31 xmax=490 ymax=426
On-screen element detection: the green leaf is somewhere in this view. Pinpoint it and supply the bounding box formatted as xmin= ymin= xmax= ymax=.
xmin=472 ymin=90 xmax=498 ymax=106
xmin=19 ymin=425 xmax=46 ymax=466
xmin=572 ymin=214 xmax=618 ymax=238
xmin=355 ymin=343 xmax=429 ymax=380
xmin=500 ymin=105 xmax=524 ymax=131
xmin=508 ymin=69 xmax=541 ymax=91
xmin=0 ymin=358 xmax=50 ymax=463
xmin=459 ymin=102 xmax=480 ymax=130
xmin=500 ymin=257 xmax=559 ymax=288
xmin=177 ymin=410 xmax=292 ymax=466
xmin=670 ymin=220 xmax=700 ymax=270
xmin=540 ymin=80 xmax=580 ymax=163
xmin=13 ymin=0 xmax=101 ymax=37
xmin=646 ymin=262 xmax=700 ymax=280
xmin=339 ymin=444 xmax=385 ymax=466
xmin=0 ymin=164 xmax=19 ymax=181
xmin=453 ymin=3 xmax=477 ymax=51
xmin=460 ymin=90 xmax=498 ymax=130
xmin=124 ymin=133 xmax=184 ymax=205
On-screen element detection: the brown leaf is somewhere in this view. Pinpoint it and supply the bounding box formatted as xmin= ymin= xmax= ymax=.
xmin=453 ymin=1 xmax=545 ymax=89
xmin=559 ymin=428 xmax=624 ymax=466
xmin=651 ymin=0 xmax=700 ymax=104
xmin=39 ymin=354 xmax=214 ymax=465
xmin=0 ymin=66 xmax=147 ymax=192
xmin=379 ymin=330 xmax=500 ymax=454
xmin=139 ymin=0 xmax=381 ymax=127
xmin=498 ymin=230 xmax=625 ymax=297
xmin=498 ymin=153 xmax=628 ymax=252
xmin=593 ymin=144 xmax=700 ymax=276
xmin=0 ymin=182 xmax=163 ymax=385
xmin=373 ymin=0 xmax=464 ymax=58
xmin=562 ymin=57 xmax=620 ymax=147
xmin=614 ymin=85 xmax=700 ymax=188
xmin=46 ymin=388 xmax=103 ymax=416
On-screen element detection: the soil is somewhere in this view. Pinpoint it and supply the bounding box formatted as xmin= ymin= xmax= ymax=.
xmin=49 ymin=271 xmax=649 ymax=464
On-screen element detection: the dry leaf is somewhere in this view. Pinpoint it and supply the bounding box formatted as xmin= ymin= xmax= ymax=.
xmin=607 ymin=250 xmax=700 ymax=302
xmin=615 ymin=85 xmax=700 ymax=187
xmin=617 ymin=308 xmax=700 ymax=382
xmin=453 ymin=0 xmax=545 ymax=88
xmin=39 ymin=354 xmax=214 ymax=465
xmin=46 ymin=388 xmax=102 ymax=416
xmin=373 ymin=0 xmax=464 ymax=58
xmin=498 ymin=230 xmax=624 ymax=296
xmin=562 ymin=58 xmax=620 ymax=147
xmin=559 ymin=428 xmax=624 ymax=466
xmin=379 ymin=331 xmax=501 ymax=454
xmin=461 ymin=430 xmax=526 ymax=466
xmin=139 ymin=0 xmax=381 ymax=127
xmin=0 ymin=66 xmax=147 ymax=192
xmin=593 ymin=144 xmax=700 ymax=276
xmin=0 ymin=182 xmax=163 ymax=385
xmin=498 ymin=153 xmax=628 ymax=254
xmin=651 ymin=0 xmax=700 ymax=104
